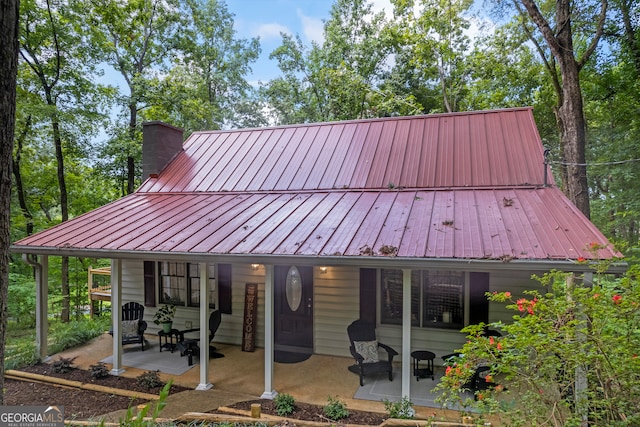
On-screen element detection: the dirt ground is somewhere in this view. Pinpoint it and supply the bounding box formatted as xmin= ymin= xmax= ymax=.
xmin=4 ymin=364 xmax=189 ymax=420
xmin=4 ymin=364 xmax=389 ymax=425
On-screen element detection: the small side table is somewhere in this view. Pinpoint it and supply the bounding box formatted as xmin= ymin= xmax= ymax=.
xmin=411 ymin=350 xmax=435 ymax=381
xmin=158 ymin=329 xmax=179 ymax=353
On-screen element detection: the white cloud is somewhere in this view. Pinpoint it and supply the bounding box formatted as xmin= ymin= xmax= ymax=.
xmin=369 ymin=0 xmax=393 ymax=17
xmin=255 ymin=22 xmax=291 ymax=40
xmin=297 ymin=9 xmax=324 ymax=44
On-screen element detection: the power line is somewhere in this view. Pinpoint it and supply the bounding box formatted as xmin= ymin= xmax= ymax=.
xmin=548 ymin=158 xmax=640 ymax=167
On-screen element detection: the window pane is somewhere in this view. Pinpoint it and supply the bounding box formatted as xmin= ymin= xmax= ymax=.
xmin=423 ymin=271 xmax=464 ymax=328
xmin=183 ymin=263 xmax=218 ymax=308
xmin=380 ymin=269 xmax=420 ymax=325
xmin=159 ymin=262 xmax=186 ymax=305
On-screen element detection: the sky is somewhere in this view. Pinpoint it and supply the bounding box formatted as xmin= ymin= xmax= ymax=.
xmin=224 ymin=0 xmax=393 ymax=84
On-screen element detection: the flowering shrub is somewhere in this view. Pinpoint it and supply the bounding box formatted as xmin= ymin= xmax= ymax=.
xmin=436 ymin=257 xmax=640 ymax=426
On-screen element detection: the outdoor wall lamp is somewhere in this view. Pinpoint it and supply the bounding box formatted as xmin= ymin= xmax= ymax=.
xmin=251 ymin=264 xmax=260 ymax=271
xmin=319 ymin=266 xmax=328 ymax=274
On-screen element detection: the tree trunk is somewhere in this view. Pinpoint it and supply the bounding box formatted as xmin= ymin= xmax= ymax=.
xmin=48 ymin=94 xmax=71 ymax=322
xmin=12 ymin=116 xmax=34 ymax=235
xmin=520 ymin=0 xmax=600 ymax=219
xmin=0 ymin=0 xmax=20 ymax=406
xmin=556 ymin=56 xmax=590 ymax=218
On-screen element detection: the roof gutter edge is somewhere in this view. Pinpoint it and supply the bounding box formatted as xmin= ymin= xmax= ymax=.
xmin=9 ymin=246 xmax=627 ymax=273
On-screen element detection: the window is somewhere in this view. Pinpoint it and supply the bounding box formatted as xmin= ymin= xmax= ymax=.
xmin=422 ymin=271 xmax=464 ymax=327
xmin=159 ymin=262 xmax=217 ymax=309
xmin=380 ymin=269 xmax=465 ymax=329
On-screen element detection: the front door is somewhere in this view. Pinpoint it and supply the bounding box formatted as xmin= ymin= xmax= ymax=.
xmin=274 ymin=265 xmax=313 ymax=351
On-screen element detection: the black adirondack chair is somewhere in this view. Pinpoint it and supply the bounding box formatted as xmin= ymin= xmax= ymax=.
xmin=347 ymin=319 xmax=398 ymax=386
xmin=176 ymin=310 xmax=223 ymax=365
xmin=109 ymin=301 xmax=148 ymax=351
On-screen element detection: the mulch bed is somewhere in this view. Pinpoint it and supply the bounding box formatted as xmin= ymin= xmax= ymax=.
xmin=6 ymin=363 xmax=389 ymax=425
xmin=224 ymin=399 xmax=389 ymax=425
xmin=4 ymin=363 xmax=189 ymax=421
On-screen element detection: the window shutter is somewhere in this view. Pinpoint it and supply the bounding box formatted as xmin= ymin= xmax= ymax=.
xmin=469 ymin=272 xmax=490 ymax=325
xmin=218 ymin=264 xmax=232 ymax=314
xmin=143 ymin=261 xmax=156 ymax=307
xmin=359 ymin=268 xmax=377 ymax=323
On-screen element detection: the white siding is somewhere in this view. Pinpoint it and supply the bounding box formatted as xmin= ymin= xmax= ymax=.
xmin=118 ymin=260 xmax=547 ymax=363
xmin=313 ymin=266 xmax=360 ymax=357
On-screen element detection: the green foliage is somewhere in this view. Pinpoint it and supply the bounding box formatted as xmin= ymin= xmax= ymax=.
xmin=273 ymin=392 xmax=295 ymax=416
xmin=7 ymin=272 xmax=36 ymax=327
xmin=136 ymin=370 xmax=164 ymax=390
xmin=323 ymin=395 xmax=349 ymax=421
xmin=116 ymin=380 xmax=172 ymax=427
xmin=89 ymin=362 xmax=111 ymax=379
xmin=152 ymin=304 xmax=177 ymax=325
xmin=436 ymin=265 xmax=640 ymax=426
xmin=383 ymin=396 xmax=415 ymax=419
xmin=4 ymin=316 xmax=110 ymax=370
xmin=48 ymin=317 xmax=111 ymax=354
xmin=51 ymin=356 xmax=76 ymax=374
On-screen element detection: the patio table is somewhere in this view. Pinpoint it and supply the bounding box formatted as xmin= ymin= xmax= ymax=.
xmin=158 ymin=329 xmax=180 ymax=353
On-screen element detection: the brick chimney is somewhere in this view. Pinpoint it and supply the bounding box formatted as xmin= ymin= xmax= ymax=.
xmin=142 ymin=121 xmax=184 ymax=179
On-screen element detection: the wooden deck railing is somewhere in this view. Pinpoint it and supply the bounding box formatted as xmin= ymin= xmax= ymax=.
xmin=88 ymin=266 xmax=111 ymax=318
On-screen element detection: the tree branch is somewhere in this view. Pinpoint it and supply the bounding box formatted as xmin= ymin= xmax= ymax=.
xmin=576 ymin=0 xmax=607 ymax=71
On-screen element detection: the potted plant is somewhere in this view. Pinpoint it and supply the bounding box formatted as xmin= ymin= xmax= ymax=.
xmin=153 ymin=304 xmax=176 ymax=333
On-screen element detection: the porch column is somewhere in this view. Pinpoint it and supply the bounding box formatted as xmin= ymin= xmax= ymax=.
xmin=261 ymin=264 xmax=277 ymax=399
xmin=34 ymin=255 xmax=49 ymax=361
xmin=110 ymin=259 xmax=124 ymax=375
xmin=196 ymin=262 xmax=212 ymax=390
xmin=401 ymin=268 xmax=412 ymax=399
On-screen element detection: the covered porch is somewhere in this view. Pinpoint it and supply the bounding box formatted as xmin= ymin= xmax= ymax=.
xmin=47 ymin=331 xmax=467 ymax=419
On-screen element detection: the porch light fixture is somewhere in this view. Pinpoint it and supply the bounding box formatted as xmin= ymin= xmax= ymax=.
xmin=251 ymin=264 xmax=260 ymax=271
xmin=319 ymin=266 xmax=328 ymax=274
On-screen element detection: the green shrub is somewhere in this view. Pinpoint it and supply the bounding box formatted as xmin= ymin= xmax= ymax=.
xmin=48 ymin=317 xmax=110 ymax=354
xmin=323 ymin=395 xmax=349 ymax=420
xmin=89 ymin=362 xmax=111 ymax=379
xmin=136 ymin=370 xmax=163 ymax=389
xmin=436 ymin=264 xmax=640 ymax=426
xmin=8 ymin=273 xmax=36 ymax=327
xmin=273 ymin=392 xmax=295 ymax=416
xmin=51 ymin=356 xmax=76 ymax=374
xmin=383 ymin=396 xmax=415 ymax=419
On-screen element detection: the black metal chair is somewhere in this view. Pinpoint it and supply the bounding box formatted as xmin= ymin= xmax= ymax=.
xmin=109 ymin=301 xmax=148 ymax=351
xmin=176 ymin=310 xmax=223 ymax=365
xmin=442 ymin=328 xmax=502 ymax=394
xmin=347 ymin=319 xmax=398 ymax=386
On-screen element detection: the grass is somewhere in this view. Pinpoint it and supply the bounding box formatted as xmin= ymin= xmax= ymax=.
xmin=4 ymin=315 xmax=111 ymax=370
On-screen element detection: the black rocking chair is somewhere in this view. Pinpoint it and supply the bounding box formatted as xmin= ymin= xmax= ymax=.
xmin=347 ymin=319 xmax=398 ymax=386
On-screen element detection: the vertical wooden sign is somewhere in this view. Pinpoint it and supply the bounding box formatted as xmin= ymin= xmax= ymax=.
xmin=242 ymin=283 xmax=258 ymax=352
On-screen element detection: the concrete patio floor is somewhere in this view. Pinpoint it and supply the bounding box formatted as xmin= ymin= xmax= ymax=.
xmin=49 ymin=332 xmax=473 ymax=422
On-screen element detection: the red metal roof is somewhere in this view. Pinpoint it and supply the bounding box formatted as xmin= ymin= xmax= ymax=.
xmin=138 ymin=108 xmax=551 ymax=193
xmin=12 ymin=108 xmax=620 ymax=262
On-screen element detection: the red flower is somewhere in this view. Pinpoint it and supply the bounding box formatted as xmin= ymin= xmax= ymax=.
xmin=445 ymin=366 xmax=453 ymax=376
xmin=613 ymin=294 xmax=622 ymax=304
xmin=517 ymin=298 xmax=527 ymax=312
xmin=489 ymin=336 xmax=495 ymax=345
xmin=577 ymin=257 xmax=586 ymax=262
xmin=504 ymin=291 xmax=511 ymax=298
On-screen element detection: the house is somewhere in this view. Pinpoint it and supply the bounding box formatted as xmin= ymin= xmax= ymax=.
xmin=11 ymin=107 xmax=623 ymax=399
